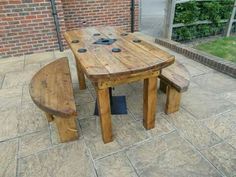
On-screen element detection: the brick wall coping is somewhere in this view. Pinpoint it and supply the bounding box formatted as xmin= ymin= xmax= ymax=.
xmin=155 ymin=38 xmax=236 ymax=78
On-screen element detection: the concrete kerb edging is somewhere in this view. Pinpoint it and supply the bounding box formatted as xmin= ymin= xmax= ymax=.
xmin=155 ymin=38 xmax=236 ymax=78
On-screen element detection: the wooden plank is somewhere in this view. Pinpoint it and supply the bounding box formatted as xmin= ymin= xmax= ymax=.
xmin=173 ymin=19 xmax=228 ymax=28
xmin=96 ymin=28 xmax=166 ymax=67
xmin=45 ymin=112 xmax=54 ymax=122
xmin=159 ymin=80 xmax=167 ymax=93
xmin=64 ymin=31 xmax=110 ymax=79
xmin=176 ymin=0 xmax=225 ymax=4
xmin=226 ymin=0 xmax=236 ymax=37
xmin=29 ymin=58 xmax=77 ymax=117
xmin=159 ymin=61 xmax=190 ymax=92
xmin=75 ymin=29 xmax=130 ymax=75
xmin=143 ymin=76 xmax=158 ymax=130
xmin=97 ymin=88 xmax=113 ymax=143
xmin=96 ymin=70 xmax=160 ymax=89
xmin=54 ymin=116 xmax=79 ymax=143
xmin=84 ymin=28 xmax=150 ymax=72
xmin=75 ymin=57 xmax=87 ymax=90
xmin=109 ymin=27 xmax=175 ymax=62
xmin=165 ymin=86 xmax=181 ymax=114
xmin=64 ymin=27 xmax=174 ymax=82
xmin=165 ymin=0 xmax=176 ymax=39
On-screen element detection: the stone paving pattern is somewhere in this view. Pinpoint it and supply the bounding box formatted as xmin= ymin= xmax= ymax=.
xmin=0 ymin=33 xmax=236 ymax=177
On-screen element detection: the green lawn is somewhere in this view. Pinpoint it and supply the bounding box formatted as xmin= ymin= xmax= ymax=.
xmin=195 ymin=36 xmax=236 ymax=63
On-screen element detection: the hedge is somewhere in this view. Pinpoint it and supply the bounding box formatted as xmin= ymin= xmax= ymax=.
xmin=172 ymin=0 xmax=235 ymax=41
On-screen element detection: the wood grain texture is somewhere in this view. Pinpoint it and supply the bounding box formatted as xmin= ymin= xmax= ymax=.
xmin=159 ymin=80 xmax=168 ymax=93
xmin=97 ymin=88 xmax=113 ymax=143
xmin=95 ymin=70 xmax=159 ymax=89
xmin=54 ymin=116 xmax=79 ymax=143
xmin=160 ymin=61 xmax=190 ymax=92
xmin=64 ymin=27 xmax=175 ymax=81
xmin=165 ymin=86 xmax=181 ymax=114
xmin=29 ymin=58 xmax=77 ymax=118
xmin=45 ymin=112 xmax=54 ymax=122
xmin=75 ymin=56 xmax=87 ymax=90
xmin=143 ymin=77 xmax=158 ymax=130
xmin=64 ymin=27 xmax=175 ymax=143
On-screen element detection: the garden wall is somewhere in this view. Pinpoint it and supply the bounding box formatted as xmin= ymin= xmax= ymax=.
xmin=0 ymin=0 xmax=139 ymax=58
xmin=0 ymin=0 xmax=66 ymax=58
xmin=61 ymin=0 xmax=139 ymax=32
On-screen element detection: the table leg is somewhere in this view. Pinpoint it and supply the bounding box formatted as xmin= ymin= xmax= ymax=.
xmin=75 ymin=59 xmax=86 ymax=90
xmin=143 ymin=77 xmax=158 ymax=130
xmin=97 ymin=88 xmax=113 ymax=143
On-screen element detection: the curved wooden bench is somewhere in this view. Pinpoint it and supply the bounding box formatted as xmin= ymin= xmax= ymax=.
xmin=29 ymin=58 xmax=79 ymax=142
xmin=159 ymin=61 xmax=190 ymax=114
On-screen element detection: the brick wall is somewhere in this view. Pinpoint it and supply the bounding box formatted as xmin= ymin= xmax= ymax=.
xmin=0 ymin=0 xmax=66 ymax=58
xmin=61 ymin=0 xmax=139 ymax=32
xmin=0 ymin=0 xmax=139 ymax=58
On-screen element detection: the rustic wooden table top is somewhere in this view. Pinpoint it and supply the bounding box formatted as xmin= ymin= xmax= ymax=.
xmin=64 ymin=26 xmax=175 ymax=81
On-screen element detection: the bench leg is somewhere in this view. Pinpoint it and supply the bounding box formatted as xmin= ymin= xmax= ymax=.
xmin=143 ymin=77 xmax=157 ymax=130
xmin=75 ymin=59 xmax=86 ymax=90
xmin=165 ymin=86 xmax=181 ymax=114
xmin=55 ymin=116 xmax=79 ymax=143
xmin=45 ymin=112 xmax=54 ymax=122
xmin=97 ymin=88 xmax=113 ymax=143
xmin=159 ymin=80 xmax=167 ymax=93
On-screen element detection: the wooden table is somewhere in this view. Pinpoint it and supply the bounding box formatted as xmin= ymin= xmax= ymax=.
xmin=64 ymin=27 xmax=175 ymax=143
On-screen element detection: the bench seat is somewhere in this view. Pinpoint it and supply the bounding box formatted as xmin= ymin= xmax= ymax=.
xmin=29 ymin=58 xmax=79 ymax=142
xmin=159 ymin=61 xmax=190 ymax=114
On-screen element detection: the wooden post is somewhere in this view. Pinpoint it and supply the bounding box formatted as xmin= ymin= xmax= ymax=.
xmin=164 ymin=0 xmax=176 ymax=39
xmin=143 ymin=77 xmax=158 ymax=130
xmin=226 ymin=0 xmax=236 ymax=37
xmin=165 ymin=86 xmax=181 ymax=114
xmin=55 ymin=116 xmax=79 ymax=143
xmin=75 ymin=57 xmax=86 ymax=90
xmin=45 ymin=112 xmax=54 ymax=122
xmin=97 ymin=88 xmax=113 ymax=143
xmin=159 ymin=80 xmax=167 ymax=93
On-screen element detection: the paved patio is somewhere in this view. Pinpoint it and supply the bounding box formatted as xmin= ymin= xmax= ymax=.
xmin=0 ymin=33 xmax=236 ymax=177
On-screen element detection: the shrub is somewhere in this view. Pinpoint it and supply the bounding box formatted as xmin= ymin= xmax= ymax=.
xmin=172 ymin=0 xmax=235 ymax=41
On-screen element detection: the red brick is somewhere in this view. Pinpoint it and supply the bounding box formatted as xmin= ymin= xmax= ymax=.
xmin=0 ymin=0 xmax=139 ymax=58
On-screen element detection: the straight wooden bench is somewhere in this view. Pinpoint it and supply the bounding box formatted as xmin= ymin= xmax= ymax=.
xmin=29 ymin=57 xmax=79 ymax=143
xmin=159 ymin=61 xmax=190 ymax=114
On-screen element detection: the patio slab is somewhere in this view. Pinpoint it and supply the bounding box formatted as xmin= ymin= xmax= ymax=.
xmin=203 ymin=110 xmax=236 ymax=141
xmin=193 ymin=72 xmax=236 ymax=94
xmin=0 ymin=139 xmax=18 ymax=177
xmin=19 ymin=130 xmax=51 ymax=158
xmin=80 ymin=114 xmax=149 ymax=159
xmin=201 ymin=142 xmax=236 ymax=177
xmin=126 ymin=132 xmax=222 ymax=177
xmin=2 ymin=67 xmax=39 ymax=89
xmin=95 ymin=152 xmax=138 ymax=177
xmin=0 ymin=74 xmax=4 ymax=88
xmin=181 ymin=86 xmax=234 ymax=120
xmin=161 ymin=109 xmax=222 ymax=150
xmin=0 ymin=56 xmax=24 ymax=75
xmin=18 ymin=102 xmax=48 ymax=136
xmin=0 ymin=108 xmax=19 ymax=141
xmin=220 ymin=91 xmax=236 ymax=105
xmin=0 ymin=34 xmax=236 ymax=177
xmin=18 ymin=141 xmax=97 ymax=177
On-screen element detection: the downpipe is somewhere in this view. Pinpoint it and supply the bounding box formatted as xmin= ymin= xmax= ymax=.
xmin=49 ymin=0 xmax=63 ymax=51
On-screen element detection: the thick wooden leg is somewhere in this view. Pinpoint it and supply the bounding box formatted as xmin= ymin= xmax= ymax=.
xmin=54 ymin=116 xmax=79 ymax=143
xmin=75 ymin=59 xmax=86 ymax=90
xmin=143 ymin=77 xmax=157 ymax=130
xmin=159 ymin=80 xmax=167 ymax=93
xmin=165 ymin=86 xmax=181 ymax=114
xmin=45 ymin=112 xmax=54 ymax=122
xmin=97 ymin=88 xmax=113 ymax=143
